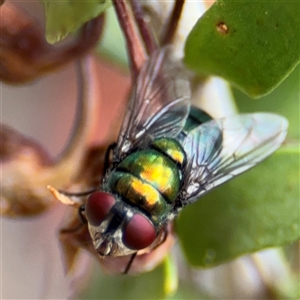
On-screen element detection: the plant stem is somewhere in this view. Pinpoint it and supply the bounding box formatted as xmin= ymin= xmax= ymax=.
xmin=160 ymin=0 xmax=185 ymax=46
xmin=129 ymin=0 xmax=157 ymax=54
xmin=113 ymin=0 xmax=146 ymax=79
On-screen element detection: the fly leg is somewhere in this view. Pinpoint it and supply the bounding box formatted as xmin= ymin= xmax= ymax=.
xmin=77 ymin=204 xmax=87 ymax=224
xmin=152 ymin=224 xmax=169 ymax=251
xmin=48 ymin=187 xmax=94 ymax=234
xmin=103 ymin=142 xmax=117 ymax=177
xmin=123 ymin=252 xmax=138 ymax=274
xmin=55 ymin=189 xmax=97 ymax=197
xmin=60 ymin=205 xmax=88 ymax=234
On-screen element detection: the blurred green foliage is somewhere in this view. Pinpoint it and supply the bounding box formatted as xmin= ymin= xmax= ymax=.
xmin=184 ymin=0 xmax=300 ymax=98
xmin=43 ymin=0 xmax=111 ymax=44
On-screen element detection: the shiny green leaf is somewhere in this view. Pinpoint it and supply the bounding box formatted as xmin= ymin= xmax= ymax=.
xmin=43 ymin=0 xmax=111 ymax=44
xmin=184 ymin=0 xmax=300 ymax=98
xmin=166 ymin=281 xmax=212 ymax=300
xmin=80 ymin=256 xmax=176 ymax=299
xmin=176 ymin=147 xmax=299 ymax=267
xmin=234 ymin=64 xmax=300 ymax=140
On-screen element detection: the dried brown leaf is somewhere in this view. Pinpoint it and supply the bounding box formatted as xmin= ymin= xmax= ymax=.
xmin=1 ymin=125 xmax=56 ymax=216
xmin=0 ymin=2 xmax=103 ymax=84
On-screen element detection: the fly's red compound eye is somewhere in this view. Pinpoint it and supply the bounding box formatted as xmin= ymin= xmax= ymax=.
xmin=85 ymin=192 xmax=116 ymax=226
xmin=122 ymin=214 xmax=156 ymax=250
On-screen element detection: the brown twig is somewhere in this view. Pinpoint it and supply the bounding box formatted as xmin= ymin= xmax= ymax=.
xmin=129 ymin=0 xmax=157 ymax=55
xmin=113 ymin=0 xmax=147 ymax=79
xmin=160 ymin=0 xmax=185 ymax=46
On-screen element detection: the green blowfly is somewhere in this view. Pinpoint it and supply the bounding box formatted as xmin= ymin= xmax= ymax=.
xmin=74 ymin=47 xmax=288 ymax=273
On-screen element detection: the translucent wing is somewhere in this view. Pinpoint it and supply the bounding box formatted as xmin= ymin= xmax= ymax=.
xmin=182 ymin=113 xmax=288 ymax=204
xmin=115 ymin=47 xmax=190 ymax=159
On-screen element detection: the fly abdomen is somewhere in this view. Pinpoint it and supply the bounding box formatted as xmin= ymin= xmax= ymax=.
xmin=151 ymin=138 xmax=186 ymax=168
xmin=117 ymin=149 xmax=181 ymax=202
xmin=108 ymin=172 xmax=167 ymax=219
xmin=108 ymin=145 xmax=184 ymax=222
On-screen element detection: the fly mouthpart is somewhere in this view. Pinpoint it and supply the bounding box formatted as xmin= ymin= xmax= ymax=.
xmin=97 ymin=238 xmax=113 ymax=256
